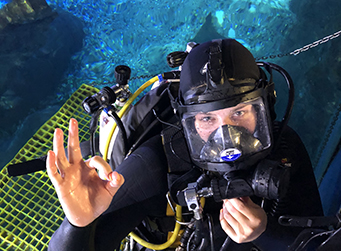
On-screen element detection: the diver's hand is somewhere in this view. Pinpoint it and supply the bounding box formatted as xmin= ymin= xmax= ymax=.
xmin=219 ymin=197 xmax=267 ymax=243
xmin=46 ymin=118 xmax=124 ymax=227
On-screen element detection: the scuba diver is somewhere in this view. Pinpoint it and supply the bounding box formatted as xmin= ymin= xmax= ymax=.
xmin=46 ymin=39 xmax=323 ymax=250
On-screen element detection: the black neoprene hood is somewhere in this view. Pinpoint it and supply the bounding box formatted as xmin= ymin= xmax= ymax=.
xmin=179 ymin=39 xmax=261 ymax=105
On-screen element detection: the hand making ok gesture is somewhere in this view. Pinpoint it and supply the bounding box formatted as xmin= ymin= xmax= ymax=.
xmin=46 ymin=118 xmax=124 ymax=227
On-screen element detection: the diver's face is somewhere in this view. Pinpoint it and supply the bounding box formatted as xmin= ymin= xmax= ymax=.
xmin=194 ymin=103 xmax=257 ymax=142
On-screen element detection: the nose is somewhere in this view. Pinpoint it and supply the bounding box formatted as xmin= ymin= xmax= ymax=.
xmin=221 ymin=115 xmax=235 ymax=127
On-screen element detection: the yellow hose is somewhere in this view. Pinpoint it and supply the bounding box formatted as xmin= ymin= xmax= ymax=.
xmin=129 ymin=205 xmax=182 ymax=250
xmin=102 ymin=75 xmax=184 ymax=249
xmin=103 ymin=75 xmax=159 ymax=161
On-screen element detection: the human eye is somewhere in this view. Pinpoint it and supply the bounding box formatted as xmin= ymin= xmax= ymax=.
xmin=196 ymin=113 xmax=217 ymax=128
xmin=198 ymin=115 xmax=214 ymax=124
xmin=200 ymin=115 xmax=214 ymax=122
xmin=232 ymin=110 xmax=245 ymax=118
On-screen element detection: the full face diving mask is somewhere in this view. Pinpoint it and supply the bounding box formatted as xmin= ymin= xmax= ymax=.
xmin=181 ymin=97 xmax=272 ymax=172
xmin=169 ymin=39 xmax=295 ymax=202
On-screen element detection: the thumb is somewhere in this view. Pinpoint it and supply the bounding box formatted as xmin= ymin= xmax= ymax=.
xmin=106 ymin=171 xmax=125 ymax=196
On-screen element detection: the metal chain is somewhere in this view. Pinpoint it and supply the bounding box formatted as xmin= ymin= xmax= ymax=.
xmin=255 ymin=53 xmax=291 ymax=61
xmin=130 ymin=74 xmax=157 ymax=80
xmin=290 ymin=30 xmax=341 ymax=56
xmin=91 ymin=30 xmax=341 ymax=82
xmin=255 ymin=29 xmax=341 ymax=61
xmin=87 ymin=74 xmax=158 ymax=87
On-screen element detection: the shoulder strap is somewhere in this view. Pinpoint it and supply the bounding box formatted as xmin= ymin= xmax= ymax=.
xmin=109 ymin=81 xmax=175 ymax=169
xmin=161 ymin=124 xmax=202 ymax=205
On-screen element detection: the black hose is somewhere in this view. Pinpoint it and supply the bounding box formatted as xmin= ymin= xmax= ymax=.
xmin=207 ymin=214 xmax=215 ymax=251
xmin=89 ymin=132 xmax=96 ymax=157
xmin=89 ymin=109 xmax=102 ymax=157
xmin=107 ymin=109 xmax=129 ymax=156
xmin=187 ymin=231 xmax=196 ymax=251
xmin=256 ymin=62 xmax=295 ymax=151
xmin=128 ymin=100 xmax=178 ymax=156
xmin=128 ymin=118 xmax=159 ymax=155
xmin=193 ymin=220 xmax=210 ymax=251
xmin=196 ymin=237 xmax=209 ymax=251
xmin=219 ymin=236 xmax=232 ymax=251
xmin=267 ymin=62 xmax=295 ymax=131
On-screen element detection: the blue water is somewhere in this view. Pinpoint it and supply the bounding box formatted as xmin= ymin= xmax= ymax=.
xmin=0 ymin=0 xmax=341 ymax=181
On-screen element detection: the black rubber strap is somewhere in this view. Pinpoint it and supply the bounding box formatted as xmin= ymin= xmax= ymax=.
xmin=7 ymin=138 xmax=99 ymax=177
xmin=279 ymin=214 xmax=340 ymax=228
xmin=7 ymin=156 xmax=47 ymax=177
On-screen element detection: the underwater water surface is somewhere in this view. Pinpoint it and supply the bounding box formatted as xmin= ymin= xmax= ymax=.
xmin=0 ymin=0 xmax=340 ymax=177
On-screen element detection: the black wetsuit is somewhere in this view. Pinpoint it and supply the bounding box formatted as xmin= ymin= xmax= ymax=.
xmin=48 ymin=125 xmax=323 ymax=251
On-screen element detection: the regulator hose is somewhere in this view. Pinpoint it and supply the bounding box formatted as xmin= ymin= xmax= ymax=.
xmin=129 ymin=205 xmax=182 ymax=250
xmin=103 ymin=75 xmax=159 ymax=161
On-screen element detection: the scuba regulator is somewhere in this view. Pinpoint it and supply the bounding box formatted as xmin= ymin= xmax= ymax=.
xmin=82 ymin=65 xmax=132 ymax=115
xmin=81 ymin=65 xmax=132 ymax=156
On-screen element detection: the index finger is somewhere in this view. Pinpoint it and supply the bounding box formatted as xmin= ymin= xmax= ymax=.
xmin=67 ymin=118 xmax=83 ymax=164
xmin=46 ymin=150 xmax=62 ymax=185
xmin=226 ymin=197 xmax=256 ymax=220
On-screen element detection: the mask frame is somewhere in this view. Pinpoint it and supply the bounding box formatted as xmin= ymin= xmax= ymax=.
xmin=169 ymin=47 xmax=295 ymax=172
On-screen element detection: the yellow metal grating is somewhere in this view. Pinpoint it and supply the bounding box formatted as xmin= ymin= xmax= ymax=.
xmin=0 ymin=84 xmax=99 ymax=251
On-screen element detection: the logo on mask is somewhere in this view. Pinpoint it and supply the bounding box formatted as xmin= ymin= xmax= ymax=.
xmin=220 ymin=148 xmax=242 ymax=161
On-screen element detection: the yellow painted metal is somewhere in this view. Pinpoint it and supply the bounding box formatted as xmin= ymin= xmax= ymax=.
xmin=0 ymin=84 xmax=98 ymax=251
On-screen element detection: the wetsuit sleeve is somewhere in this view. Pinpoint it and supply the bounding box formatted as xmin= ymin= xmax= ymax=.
xmin=48 ymin=135 xmax=168 ymax=251
xmin=48 ymin=218 xmax=97 ymax=251
xmin=252 ymin=126 xmax=324 ymax=250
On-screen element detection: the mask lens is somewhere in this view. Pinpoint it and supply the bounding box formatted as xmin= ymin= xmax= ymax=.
xmin=200 ymin=125 xmax=263 ymax=162
xmin=194 ymin=102 xmax=257 ymax=142
xmin=182 ymin=97 xmax=271 ymax=164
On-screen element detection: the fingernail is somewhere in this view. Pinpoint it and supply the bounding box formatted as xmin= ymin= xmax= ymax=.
xmin=108 ymin=172 xmax=113 ymax=181
xmin=69 ymin=118 xmax=76 ymax=128
xmin=54 ymin=128 xmax=62 ymax=139
xmin=109 ymin=172 xmax=120 ymax=185
xmin=110 ymin=177 xmax=121 ymax=187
